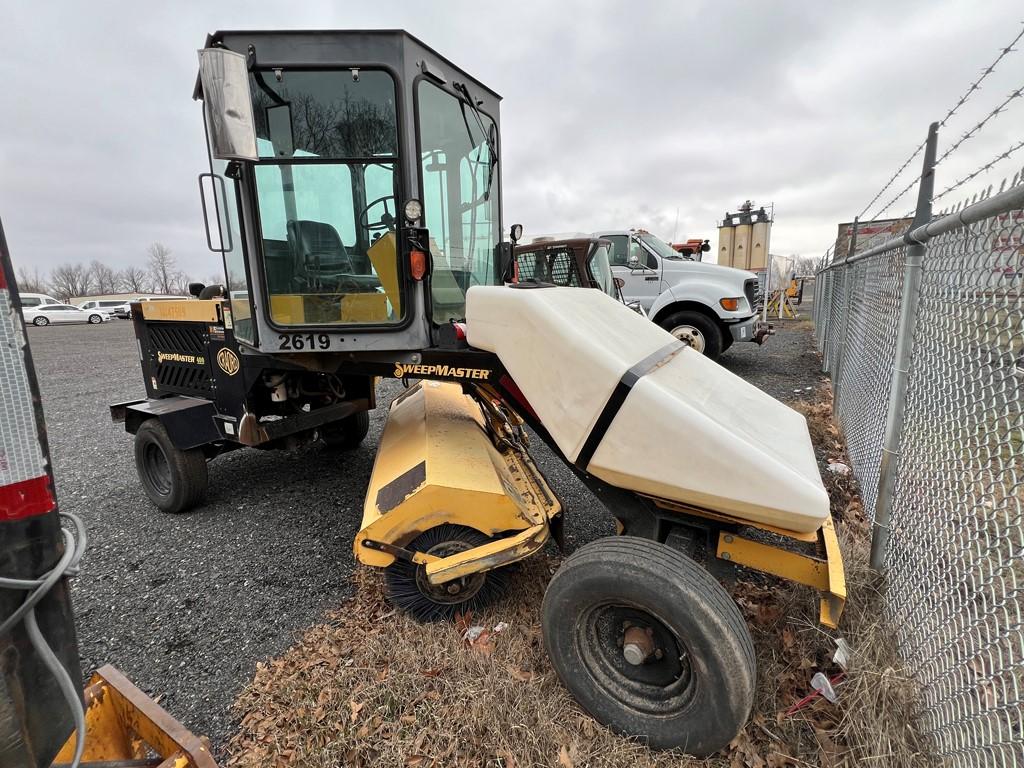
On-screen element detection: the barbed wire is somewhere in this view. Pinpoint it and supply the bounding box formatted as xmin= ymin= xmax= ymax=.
xmin=874 ymin=79 xmax=1024 ymax=220
xmin=931 ymin=138 xmax=1024 ymax=204
xmin=855 ymin=23 xmax=1024 ymax=221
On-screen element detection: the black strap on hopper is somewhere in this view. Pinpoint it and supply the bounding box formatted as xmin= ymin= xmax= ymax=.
xmin=574 ymin=340 xmax=685 ymax=472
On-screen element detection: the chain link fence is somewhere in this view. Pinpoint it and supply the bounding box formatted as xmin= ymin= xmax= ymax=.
xmin=815 ymin=172 xmax=1023 ymax=766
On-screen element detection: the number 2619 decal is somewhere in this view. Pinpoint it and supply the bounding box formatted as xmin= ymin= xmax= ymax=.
xmin=278 ymin=333 xmax=331 ymax=351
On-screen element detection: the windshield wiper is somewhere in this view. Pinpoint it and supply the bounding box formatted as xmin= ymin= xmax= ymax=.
xmin=454 ymin=82 xmax=498 ymax=202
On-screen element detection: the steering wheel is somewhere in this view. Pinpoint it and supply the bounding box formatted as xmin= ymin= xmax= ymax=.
xmin=359 ymin=195 xmax=396 ymax=237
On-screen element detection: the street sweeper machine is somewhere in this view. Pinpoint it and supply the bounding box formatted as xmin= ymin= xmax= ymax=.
xmin=2 ymin=30 xmax=848 ymax=764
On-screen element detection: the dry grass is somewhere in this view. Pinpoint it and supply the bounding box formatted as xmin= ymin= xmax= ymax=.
xmin=225 ymin=386 xmax=932 ymax=768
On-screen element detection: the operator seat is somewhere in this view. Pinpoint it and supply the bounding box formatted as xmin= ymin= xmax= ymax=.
xmin=287 ymin=220 xmax=355 ymax=285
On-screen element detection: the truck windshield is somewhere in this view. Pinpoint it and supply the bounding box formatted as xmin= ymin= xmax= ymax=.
xmin=640 ymin=232 xmax=691 ymax=261
xmin=417 ymin=81 xmax=501 ymax=323
xmin=249 ymin=69 xmax=403 ymax=327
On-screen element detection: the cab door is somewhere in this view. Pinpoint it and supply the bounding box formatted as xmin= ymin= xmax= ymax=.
xmin=608 ymin=234 xmax=662 ymax=311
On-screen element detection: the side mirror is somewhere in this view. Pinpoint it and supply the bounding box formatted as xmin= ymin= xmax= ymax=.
xmin=613 ymin=277 xmax=625 ymax=289
xmin=198 ymin=48 xmax=258 ymax=161
xmin=188 ymin=282 xmax=206 ymax=298
xmin=627 ymin=255 xmax=640 ymax=269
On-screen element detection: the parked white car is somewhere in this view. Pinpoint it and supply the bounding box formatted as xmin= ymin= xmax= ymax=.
xmin=18 ymin=292 xmax=62 ymax=309
xmin=23 ymin=304 xmax=111 ymax=326
xmin=78 ymin=298 xmax=132 ymax=319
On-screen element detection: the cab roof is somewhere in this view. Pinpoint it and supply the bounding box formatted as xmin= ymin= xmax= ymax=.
xmin=193 ymin=29 xmax=502 ymax=102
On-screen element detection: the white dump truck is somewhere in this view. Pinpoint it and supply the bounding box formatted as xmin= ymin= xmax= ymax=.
xmin=596 ymin=229 xmax=771 ymax=359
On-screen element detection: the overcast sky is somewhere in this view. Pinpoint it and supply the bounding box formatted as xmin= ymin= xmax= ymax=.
xmin=2 ymin=0 xmax=1022 ymax=279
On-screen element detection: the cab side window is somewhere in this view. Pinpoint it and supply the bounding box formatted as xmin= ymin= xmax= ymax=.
xmin=606 ymin=235 xmax=629 ymax=266
xmin=628 ymin=238 xmax=658 ymax=270
xmin=21 ymin=297 xmax=41 ymax=307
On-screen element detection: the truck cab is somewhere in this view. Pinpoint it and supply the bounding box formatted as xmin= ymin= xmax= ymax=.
xmin=596 ymin=229 xmax=767 ymax=360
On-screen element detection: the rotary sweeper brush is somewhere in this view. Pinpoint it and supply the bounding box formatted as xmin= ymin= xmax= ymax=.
xmin=101 ymin=29 xmax=845 ymax=758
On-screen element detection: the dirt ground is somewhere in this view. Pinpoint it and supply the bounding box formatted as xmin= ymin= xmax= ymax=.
xmin=222 ymin=315 xmax=931 ymax=768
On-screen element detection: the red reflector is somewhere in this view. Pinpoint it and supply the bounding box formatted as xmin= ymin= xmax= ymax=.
xmin=0 ymin=475 xmax=56 ymax=521
xmin=410 ymin=249 xmax=427 ymax=281
xmin=512 ymin=260 xmax=519 ymax=284
xmin=453 ymin=322 xmax=467 ymax=340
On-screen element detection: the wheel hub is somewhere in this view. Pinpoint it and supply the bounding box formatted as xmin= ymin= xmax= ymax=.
xmin=413 ymin=539 xmax=485 ymax=604
xmin=670 ymin=325 xmax=706 ymax=353
xmin=577 ymin=604 xmax=693 ymax=715
xmin=622 ymin=624 xmax=657 ymax=666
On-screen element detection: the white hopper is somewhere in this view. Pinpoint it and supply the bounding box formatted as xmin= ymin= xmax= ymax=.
xmin=465 ymin=285 xmax=830 ymax=533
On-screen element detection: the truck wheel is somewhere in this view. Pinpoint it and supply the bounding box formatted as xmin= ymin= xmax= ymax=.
xmin=321 ymin=410 xmax=370 ymax=450
xmin=542 ymin=536 xmax=755 ymax=756
xmin=659 ymin=311 xmax=723 ymax=360
xmin=385 ymin=524 xmax=508 ymax=622
xmin=134 ymin=420 xmax=208 ymax=513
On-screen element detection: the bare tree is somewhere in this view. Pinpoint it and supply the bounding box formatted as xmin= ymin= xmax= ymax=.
xmin=147 ymin=243 xmax=179 ymax=295
xmin=49 ymin=263 xmax=93 ymax=302
xmin=172 ymin=273 xmax=195 ymax=297
xmin=90 ymin=260 xmax=119 ymax=294
xmin=15 ymin=266 xmax=48 ymax=294
xmin=118 ymin=265 xmax=150 ymax=293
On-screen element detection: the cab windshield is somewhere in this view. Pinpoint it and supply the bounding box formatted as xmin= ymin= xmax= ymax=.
xmin=249 ymin=69 xmax=402 ymax=327
xmin=417 ymin=81 xmax=501 ymax=323
xmin=640 ymin=232 xmax=690 ymax=261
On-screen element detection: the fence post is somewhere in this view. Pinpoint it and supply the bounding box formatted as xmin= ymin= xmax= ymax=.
xmin=870 ymin=122 xmax=938 ymax=571
xmin=831 ymin=218 xmax=858 ymax=404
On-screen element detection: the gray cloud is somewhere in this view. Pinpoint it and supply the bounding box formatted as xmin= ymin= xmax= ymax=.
xmin=1 ymin=0 xmax=1021 ymax=280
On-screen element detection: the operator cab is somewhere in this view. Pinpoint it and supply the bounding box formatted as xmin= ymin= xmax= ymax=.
xmin=195 ymin=30 xmax=505 ymax=354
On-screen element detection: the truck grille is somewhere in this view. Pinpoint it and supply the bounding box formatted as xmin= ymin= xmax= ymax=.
xmin=744 ymin=278 xmax=758 ymax=312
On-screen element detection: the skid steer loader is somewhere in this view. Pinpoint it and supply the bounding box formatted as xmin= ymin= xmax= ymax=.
xmin=109 ymin=30 xmax=845 ymax=756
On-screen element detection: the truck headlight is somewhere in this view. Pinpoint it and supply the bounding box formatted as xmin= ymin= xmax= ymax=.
xmin=719 ymin=297 xmax=742 ymax=311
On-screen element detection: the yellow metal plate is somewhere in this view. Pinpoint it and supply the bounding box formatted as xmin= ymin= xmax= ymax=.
xmin=139 ymin=300 xmax=220 ymax=323
xmin=716 ymin=519 xmax=847 ymax=629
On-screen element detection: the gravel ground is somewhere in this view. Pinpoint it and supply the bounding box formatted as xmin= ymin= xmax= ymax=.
xmin=26 ymin=304 xmax=823 ymax=754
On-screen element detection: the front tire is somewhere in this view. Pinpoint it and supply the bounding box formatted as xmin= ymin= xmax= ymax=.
xmin=659 ymin=310 xmax=723 ymax=361
xmin=134 ymin=420 xmax=208 ymax=513
xmin=88 ymin=313 xmax=102 ymax=324
xmin=321 ymin=410 xmax=370 ymax=450
xmin=33 ymin=316 xmax=49 ymax=326
xmin=542 ymin=537 xmax=755 ymax=756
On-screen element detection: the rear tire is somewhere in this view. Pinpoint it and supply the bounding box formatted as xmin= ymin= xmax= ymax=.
xmin=659 ymin=310 xmax=723 ymax=361
xmin=88 ymin=314 xmax=102 ymax=324
xmin=134 ymin=420 xmax=208 ymax=513
xmin=33 ymin=316 xmax=49 ymax=326
xmin=542 ymin=536 xmax=755 ymax=756
xmin=321 ymin=410 xmax=370 ymax=450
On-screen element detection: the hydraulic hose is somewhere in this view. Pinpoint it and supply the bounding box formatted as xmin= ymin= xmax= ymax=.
xmin=0 ymin=512 xmax=88 ymax=768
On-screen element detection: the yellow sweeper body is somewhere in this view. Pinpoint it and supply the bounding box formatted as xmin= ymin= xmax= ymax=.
xmin=354 ymin=380 xmax=560 ymax=585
